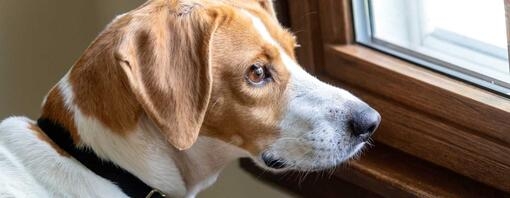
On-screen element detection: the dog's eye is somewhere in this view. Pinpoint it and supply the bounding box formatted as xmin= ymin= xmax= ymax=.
xmin=246 ymin=64 xmax=270 ymax=85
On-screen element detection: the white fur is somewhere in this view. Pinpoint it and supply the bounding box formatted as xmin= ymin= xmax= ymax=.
xmin=180 ymin=137 xmax=248 ymax=198
xmin=0 ymin=139 xmax=49 ymax=198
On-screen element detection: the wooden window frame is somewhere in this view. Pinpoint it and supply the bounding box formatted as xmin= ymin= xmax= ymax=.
xmin=242 ymin=0 xmax=510 ymax=196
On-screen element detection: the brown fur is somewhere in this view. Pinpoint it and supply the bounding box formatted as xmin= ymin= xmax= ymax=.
xmin=41 ymin=0 xmax=297 ymax=153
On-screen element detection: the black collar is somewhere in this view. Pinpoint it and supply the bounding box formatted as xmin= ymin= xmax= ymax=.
xmin=37 ymin=118 xmax=166 ymax=198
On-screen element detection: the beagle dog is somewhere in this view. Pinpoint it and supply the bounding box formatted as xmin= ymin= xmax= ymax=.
xmin=0 ymin=0 xmax=381 ymax=197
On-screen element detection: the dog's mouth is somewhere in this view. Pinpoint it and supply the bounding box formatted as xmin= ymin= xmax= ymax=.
xmin=261 ymin=152 xmax=287 ymax=169
xmin=259 ymin=141 xmax=368 ymax=171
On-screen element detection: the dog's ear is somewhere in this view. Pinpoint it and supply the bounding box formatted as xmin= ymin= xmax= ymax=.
xmin=115 ymin=3 xmax=220 ymax=150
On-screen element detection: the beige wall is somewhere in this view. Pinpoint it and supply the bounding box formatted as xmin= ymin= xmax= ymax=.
xmin=0 ymin=1 xmax=96 ymax=118
xmin=0 ymin=1 xmax=292 ymax=197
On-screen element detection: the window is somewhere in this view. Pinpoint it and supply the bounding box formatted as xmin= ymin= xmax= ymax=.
xmin=274 ymin=0 xmax=510 ymax=195
xmin=353 ymin=0 xmax=510 ymax=95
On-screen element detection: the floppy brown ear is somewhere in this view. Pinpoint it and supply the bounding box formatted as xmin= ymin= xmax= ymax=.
xmin=115 ymin=3 xmax=220 ymax=150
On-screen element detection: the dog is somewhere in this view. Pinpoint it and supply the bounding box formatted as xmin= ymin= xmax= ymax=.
xmin=0 ymin=0 xmax=381 ymax=197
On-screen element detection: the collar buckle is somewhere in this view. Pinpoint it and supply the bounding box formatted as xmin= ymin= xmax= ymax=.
xmin=145 ymin=189 xmax=167 ymax=198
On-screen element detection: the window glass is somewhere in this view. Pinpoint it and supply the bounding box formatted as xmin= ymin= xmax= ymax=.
xmin=354 ymin=0 xmax=510 ymax=95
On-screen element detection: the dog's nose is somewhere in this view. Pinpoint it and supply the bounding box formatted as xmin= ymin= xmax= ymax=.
xmin=350 ymin=106 xmax=381 ymax=140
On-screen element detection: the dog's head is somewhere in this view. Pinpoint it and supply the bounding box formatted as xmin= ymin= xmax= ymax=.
xmin=55 ymin=0 xmax=380 ymax=172
xmin=198 ymin=1 xmax=381 ymax=171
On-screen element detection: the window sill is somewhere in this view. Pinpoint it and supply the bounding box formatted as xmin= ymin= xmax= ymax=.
xmin=318 ymin=44 xmax=510 ymax=192
xmin=241 ymin=144 xmax=507 ymax=197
